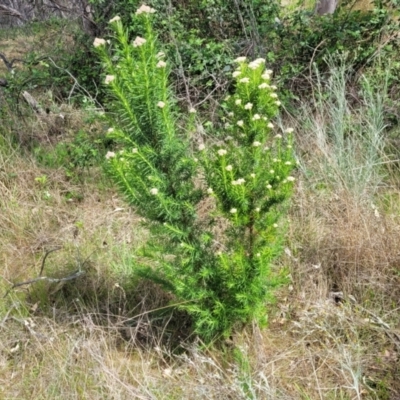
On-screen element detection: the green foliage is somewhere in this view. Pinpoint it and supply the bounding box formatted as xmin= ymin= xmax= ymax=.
xmin=95 ymin=7 xmax=294 ymax=341
xmin=34 ymin=129 xmax=108 ymax=181
xmin=88 ymin=0 xmax=282 ymax=102
xmin=84 ymin=0 xmax=400 ymax=111
xmin=268 ymin=0 xmax=399 ymax=96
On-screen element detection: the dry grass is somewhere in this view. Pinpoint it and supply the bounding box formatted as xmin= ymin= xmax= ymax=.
xmin=1 ymin=106 xmax=399 ymax=400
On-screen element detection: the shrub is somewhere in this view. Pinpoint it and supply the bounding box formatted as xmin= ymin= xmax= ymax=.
xmin=94 ymin=6 xmax=295 ymax=341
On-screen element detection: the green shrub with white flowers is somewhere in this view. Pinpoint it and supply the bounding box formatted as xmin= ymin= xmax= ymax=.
xmin=94 ymin=5 xmax=296 ymax=341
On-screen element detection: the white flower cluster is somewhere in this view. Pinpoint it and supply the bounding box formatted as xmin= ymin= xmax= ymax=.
xmin=248 ymin=58 xmax=265 ymax=70
xmin=258 ymin=82 xmax=269 ymax=89
xmin=136 ymin=4 xmax=156 ymax=14
xmin=133 ymin=36 xmax=146 ymax=47
xmin=262 ymin=69 xmax=273 ymax=80
xmin=232 ymin=178 xmax=245 ymax=185
xmin=105 ymin=75 xmax=115 ymax=84
xmin=109 ymin=16 xmax=121 ymax=23
xmin=217 ymin=149 xmax=227 ymax=156
xmin=234 ymin=56 xmax=247 ymax=63
xmin=93 ymin=38 xmax=106 ymax=47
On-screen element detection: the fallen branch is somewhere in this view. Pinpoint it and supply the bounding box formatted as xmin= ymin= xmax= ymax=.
xmin=0 ymin=52 xmax=24 ymax=71
xmin=22 ymin=90 xmax=45 ymax=114
xmin=3 ymin=247 xmax=86 ymax=298
xmin=3 ymin=270 xmax=85 ymax=298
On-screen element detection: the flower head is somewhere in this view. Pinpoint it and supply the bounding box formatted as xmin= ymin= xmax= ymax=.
xmin=93 ymin=38 xmax=106 ymax=47
xmin=254 ymin=58 xmax=265 ymax=65
xmin=133 ymin=36 xmax=146 ymax=47
xmin=105 ymin=151 xmax=115 ymax=159
xmin=234 ymin=56 xmax=247 ymax=63
xmin=285 ymin=128 xmax=294 ymax=134
xmin=198 ymin=144 xmax=205 ymax=151
xmin=244 ymin=103 xmax=253 ymax=110
xmin=270 ymin=93 xmax=278 ymax=98
xmin=232 ymin=71 xmax=241 ymax=78
xmin=262 ymin=69 xmax=273 ymax=80
xmin=217 ymin=149 xmax=227 ymax=156
xmin=258 ymin=83 xmax=269 ymax=89
xmin=252 ymin=114 xmax=261 ymax=121
xmin=274 ymin=134 xmax=282 ymax=139
xmin=150 ymin=188 xmax=159 ymax=195
xmin=237 ymin=120 xmax=244 ymax=127
xmin=207 ymin=187 xmax=213 ymax=194
xmin=253 ymin=141 xmax=261 ymax=147
xmin=287 ymin=176 xmax=295 ymax=182
xmin=105 ymin=75 xmax=115 ymax=84
xmin=156 ymin=60 xmax=166 ymax=68
xmin=157 ymin=51 xmax=165 ymax=58
xmin=226 ymin=165 xmax=233 ymax=171
xmin=248 ymin=62 xmax=259 ymax=70
xmin=235 ymin=99 xmax=242 ymax=105
xmin=189 ymin=107 xmax=196 ymax=114
xmin=157 ymin=101 xmax=165 ymax=108
xmin=232 ymin=178 xmax=245 ymax=185
xmin=230 ymin=208 xmax=237 ymax=214
xmin=107 ymin=127 xmax=114 ymax=133
xmin=268 ymin=122 xmax=274 ymax=129
xmin=239 ymin=77 xmax=250 ymax=84
xmin=136 ymin=4 xmax=156 ymax=14
xmin=109 ymin=16 xmax=121 ymax=23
